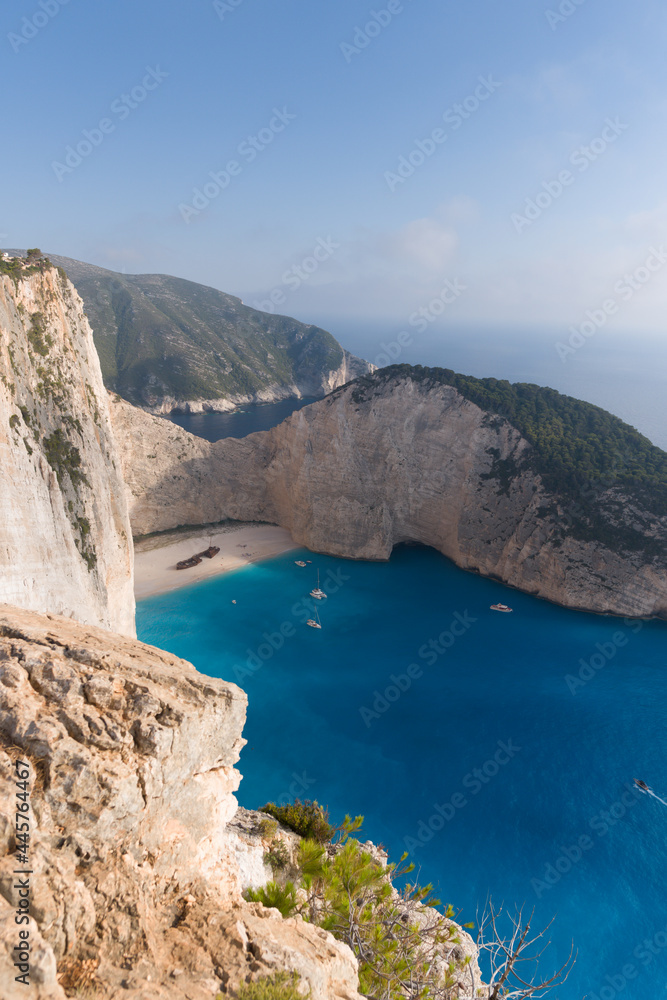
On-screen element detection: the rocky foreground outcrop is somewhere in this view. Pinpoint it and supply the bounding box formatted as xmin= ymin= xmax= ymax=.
xmin=0 ymin=264 xmax=134 ymax=636
xmin=111 ymin=374 xmax=667 ymax=619
xmin=0 ymin=605 xmax=365 ymax=1000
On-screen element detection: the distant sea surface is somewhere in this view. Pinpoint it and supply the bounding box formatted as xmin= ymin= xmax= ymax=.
xmin=161 ymin=331 xmax=666 ymax=450
xmin=330 ymin=324 xmax=667 ymax=452
xmin=137 ymin=546 xmax=667 ymax=1000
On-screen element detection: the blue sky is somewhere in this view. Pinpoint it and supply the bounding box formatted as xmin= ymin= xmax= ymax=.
xmin=3 ymin=0 xmax=667 ymax=347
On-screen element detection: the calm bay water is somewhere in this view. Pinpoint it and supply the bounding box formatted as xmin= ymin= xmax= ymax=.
xmin=137 ymin=546 xmax=667 ymax=999
xmin=163 ymin=396 xmax=318 ymax=442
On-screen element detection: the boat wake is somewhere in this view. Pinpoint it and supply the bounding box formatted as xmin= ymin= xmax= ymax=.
xmin=636 ymin=780 xmax=667 ymax=807
xmin=645 ymin=789 xmax=667 ymax=807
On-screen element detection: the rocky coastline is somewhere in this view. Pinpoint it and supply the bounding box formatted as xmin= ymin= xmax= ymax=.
xmin=110 ymin=376 xmax=667 ymax=620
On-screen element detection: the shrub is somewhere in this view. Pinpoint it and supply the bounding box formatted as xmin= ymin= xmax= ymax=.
xmin=42 ymin=429 xmax=89 ymax=489
xmin=26 ymin=313 xmax=53 ymax=357
xmin=257 ymin=816 xmax=278 ymax=839
xmin=244 ymin=881 xmax=297 ymax=918
xmin=234 ymin=971 xmax=308 ymax=999
xmin=246 ymin=818 xmax=464 ymax=998
xmin=260 ymin=800 xmax=333 ymax=844
xmin=246 ymin=806 xmax=574 ymax=998
xmin=264 ymin=839 xmax=289 ymax=872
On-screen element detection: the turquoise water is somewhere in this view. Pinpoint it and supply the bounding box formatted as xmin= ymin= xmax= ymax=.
xmin=137 ymin=546 xmax=667 ymax=999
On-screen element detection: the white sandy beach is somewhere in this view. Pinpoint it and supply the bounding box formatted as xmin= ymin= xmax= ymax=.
xmin=133 ymin=523 xmax=297 ymax=599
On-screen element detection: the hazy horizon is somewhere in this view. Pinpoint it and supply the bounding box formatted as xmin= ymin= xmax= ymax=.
xmin=3 ymin=0 xmax=667 ymax=339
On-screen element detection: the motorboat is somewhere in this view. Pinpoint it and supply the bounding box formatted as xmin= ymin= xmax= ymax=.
xmin=490 ymin=603 xmax=513 ymax=613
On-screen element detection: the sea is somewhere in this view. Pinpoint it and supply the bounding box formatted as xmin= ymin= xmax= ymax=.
xmin=165 ymin=331 xmax=667 ymax=451
xmin=165 ymin=396 xmax=318 ymax=442
xmin=143 ymin=344 xmax=667 ymax=998
xmin=137 ymin=546 xmax=667 ymax=1000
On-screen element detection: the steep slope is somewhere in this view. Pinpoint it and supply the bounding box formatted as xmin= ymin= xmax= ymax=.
xmin=110 ymin=368 xmax=667 ymax=619
xmin=0 ymin=605 xmax=365 ymax=1000
xmin=0 ymin=255 xmax=135 ymax=635
xmin=41 ymin=254 xmax=373 ymax=411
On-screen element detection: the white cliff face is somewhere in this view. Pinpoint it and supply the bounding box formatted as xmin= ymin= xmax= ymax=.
xmin=0 ymin=267 xmax=135 ymax=636
xmin=111 ymin=377 xmax=667 ymax=619
xmin=319 ymin=349 xmax=376 ymax=395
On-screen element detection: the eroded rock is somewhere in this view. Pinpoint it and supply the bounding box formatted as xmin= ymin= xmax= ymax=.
xmin=0 ymin=605 xmax=364 ymax=999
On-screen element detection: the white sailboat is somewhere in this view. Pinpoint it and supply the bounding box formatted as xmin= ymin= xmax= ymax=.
xmin=310 ymin=570 xmax=327 ymax=600
xmin=306 ymin=606 xmax=322 ymax=629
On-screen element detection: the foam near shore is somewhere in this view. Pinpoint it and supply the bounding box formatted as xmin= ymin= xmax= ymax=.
xmin=133 ymin=522 xmax=297 ymax=599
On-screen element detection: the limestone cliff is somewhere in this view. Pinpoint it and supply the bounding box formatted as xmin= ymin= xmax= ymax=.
xmin=111 ymin=373 xmax=667 ymax=619
xmin=0 ymin=261 xmax=134 ymax=636
xmin=145 ymin=349 xmax=373 ymax=416
xmin=0 ymin=605 xmax=366 ymax=999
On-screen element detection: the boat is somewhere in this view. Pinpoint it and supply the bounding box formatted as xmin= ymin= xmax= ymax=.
xmin=310 ymin=570 xmax=327 ymax=600
xmin=177 ymin=541 xmax=220 ymax=568
xmin=176 ymin=554 xmax=203 ymax=570
xmin=306 ymin=607 xmax=322 ymax=629
xmin=490 ymin=603 xmax=513 ymax=613
xmin=634 ymin=779 xmax=650 ymax=792
xmin=294 ymin=560 xmax=307 ymax=567
xmin=201 ymin=545 xmax=220 ymax=559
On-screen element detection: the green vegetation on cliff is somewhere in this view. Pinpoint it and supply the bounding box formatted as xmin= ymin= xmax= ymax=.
xmin=260 ymin=799 xmax=334 ymax=843
xmin=246 ymin=809 xmax=469 ymax=999
xmin=40 ymin=254 xmax=361 ymax=408
xmin=246 ymin=802 xmax=573 ymax=999
xmin=0 ymin=249 xmax=52 ymax=282
xmin=235 ymin=972 xmax=307 ymax=999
